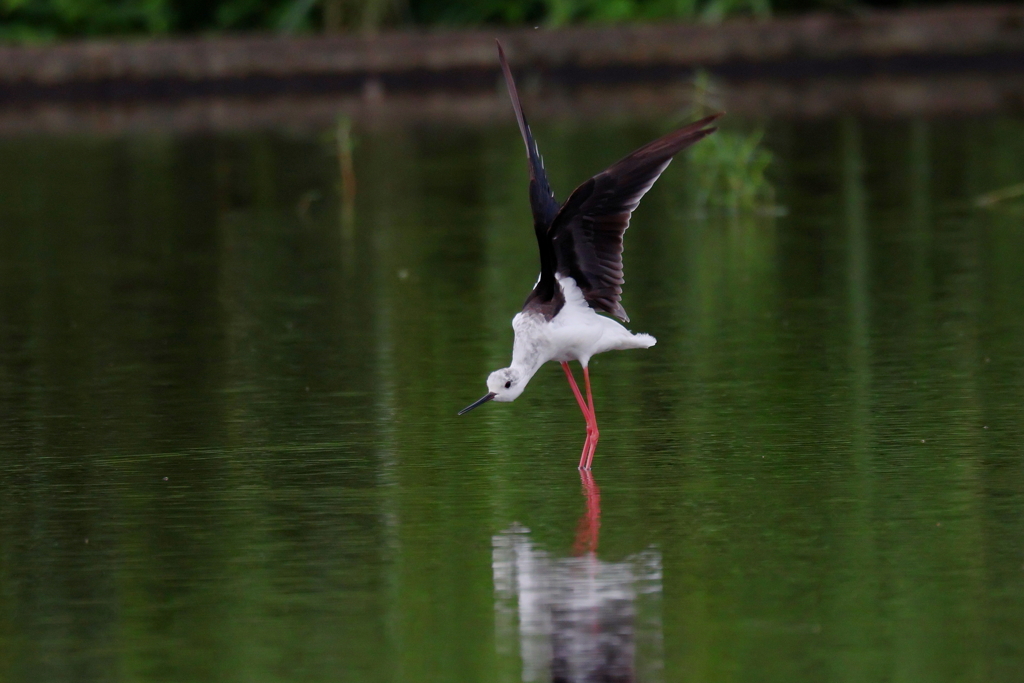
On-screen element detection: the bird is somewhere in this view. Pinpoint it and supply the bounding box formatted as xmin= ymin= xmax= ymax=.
xmin=459 ymin=42 xmax=722 ymax=470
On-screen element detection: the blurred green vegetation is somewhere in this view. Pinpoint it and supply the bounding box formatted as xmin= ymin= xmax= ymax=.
xmin=687 ymin=71 xmax=777 ymax=215
xmin=0 ymin=0 xmax=964 ymax=41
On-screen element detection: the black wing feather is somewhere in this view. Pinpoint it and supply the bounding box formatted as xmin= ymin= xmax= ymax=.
xmin=496 ymin=42 xmax=561 ymax=310
xmin=549 ymin=113 xmax=723 ymax=322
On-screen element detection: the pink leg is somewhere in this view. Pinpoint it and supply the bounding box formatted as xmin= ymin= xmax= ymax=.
xmin=561 ymin=362 xmax=593 ymax=468
xmin=583 ymin=366 xmax=599 ymax=469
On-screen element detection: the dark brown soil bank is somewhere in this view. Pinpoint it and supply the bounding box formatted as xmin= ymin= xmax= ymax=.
xmin=1 ymin=4 xmax=1022 ymax=133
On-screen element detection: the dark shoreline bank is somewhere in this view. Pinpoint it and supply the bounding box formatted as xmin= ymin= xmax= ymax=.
xmin=1 ymin=4 xmax=1022 ymax=133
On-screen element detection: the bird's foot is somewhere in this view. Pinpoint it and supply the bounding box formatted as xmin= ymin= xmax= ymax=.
xmin=583 ymin=430 xmax=599 ymax=470
xmin=578 ymin=431 xmax=593 ymax=469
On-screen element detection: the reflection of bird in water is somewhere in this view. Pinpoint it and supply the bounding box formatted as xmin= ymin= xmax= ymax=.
xmin=492 ymin=471 xmax=663 ymax=683
xmin=459 ymin=42 xmax=722 ymax=469
xmin=572 ymin=470 xmax=601 ymax=557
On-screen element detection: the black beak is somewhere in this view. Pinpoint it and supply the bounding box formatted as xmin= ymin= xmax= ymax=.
xmin=458 ymin=392 xmax=496 ymax=415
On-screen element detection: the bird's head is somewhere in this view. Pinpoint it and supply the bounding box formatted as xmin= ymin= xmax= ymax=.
xmin=486 ymin=367 xmax=527 ymax=402
xmin=458 ymin=367 xmax=527 ymax=415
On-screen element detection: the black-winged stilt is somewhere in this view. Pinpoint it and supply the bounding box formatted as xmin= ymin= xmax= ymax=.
xmin=459 ymin=42 xmax=722 ymax=469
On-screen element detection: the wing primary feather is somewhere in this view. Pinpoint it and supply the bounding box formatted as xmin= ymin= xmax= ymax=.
xmin=497 ymin=41 xmax=561 ymax=313
xmin=547 ymin=112 xmax=723 ymax=322
xmin=496 ymin=44 xmax=531 ymax=161
xmin=497 ymin=42 xmax=559 ymax=228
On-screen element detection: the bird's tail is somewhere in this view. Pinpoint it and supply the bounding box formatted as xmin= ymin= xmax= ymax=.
xmin=630 ymin=333 xmax=657 ymax=349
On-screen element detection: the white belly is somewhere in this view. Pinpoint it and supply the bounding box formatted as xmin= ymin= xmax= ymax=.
xmin=511 ymin=275 xmax=656 ymax=368
xmin=549 ymin=309 xmax=627 ymax=362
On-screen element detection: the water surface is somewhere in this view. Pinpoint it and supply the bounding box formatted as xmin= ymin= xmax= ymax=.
xmin=1 ymin=115 xmax=1024 ymax=682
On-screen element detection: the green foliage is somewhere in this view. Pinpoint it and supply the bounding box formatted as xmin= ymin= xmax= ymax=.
xmin=686 ymin=71 xmax=775 ymax=214
xmin=0 ymin=0 xmax=773 ymax=40
xmin=0 ymin=0 xmax=309 ymax=39
xmin=409 ymin=0 xmax=768 ymax=27
xmin=0 ymin=0 xmax=172 ymax=40
xmin=689 ymin=128 xmax=774 ymax=212
xmin=276 ymin=0 xmax=320 ymax=32
xmin=546 ymin=0 xmax=771 ymax=25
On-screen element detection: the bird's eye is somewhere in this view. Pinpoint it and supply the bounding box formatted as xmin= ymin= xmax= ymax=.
xmin=504 ymin=381 xmax=512 ymax=389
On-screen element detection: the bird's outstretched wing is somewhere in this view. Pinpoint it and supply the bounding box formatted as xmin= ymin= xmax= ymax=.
xmin=549 ymin=113 xmax=723 ymax=322
xmin=497 ymin=42 xmax=561 ymax=306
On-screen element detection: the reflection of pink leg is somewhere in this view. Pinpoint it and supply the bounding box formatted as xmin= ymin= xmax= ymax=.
xmin=583 ymin=366 xmax=599 ymax=470
xmin=562 ymin=362 xmax=593 ymax=468
xmin=573 ymin=469 xmax=602 ymax=556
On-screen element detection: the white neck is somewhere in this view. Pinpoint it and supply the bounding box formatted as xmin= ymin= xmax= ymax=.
xmin=510 ymin=315 xmax=550 ymax=386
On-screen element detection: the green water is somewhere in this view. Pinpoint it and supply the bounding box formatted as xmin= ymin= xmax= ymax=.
xmin=1 ymin=115 xmax=1024 ymax=682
